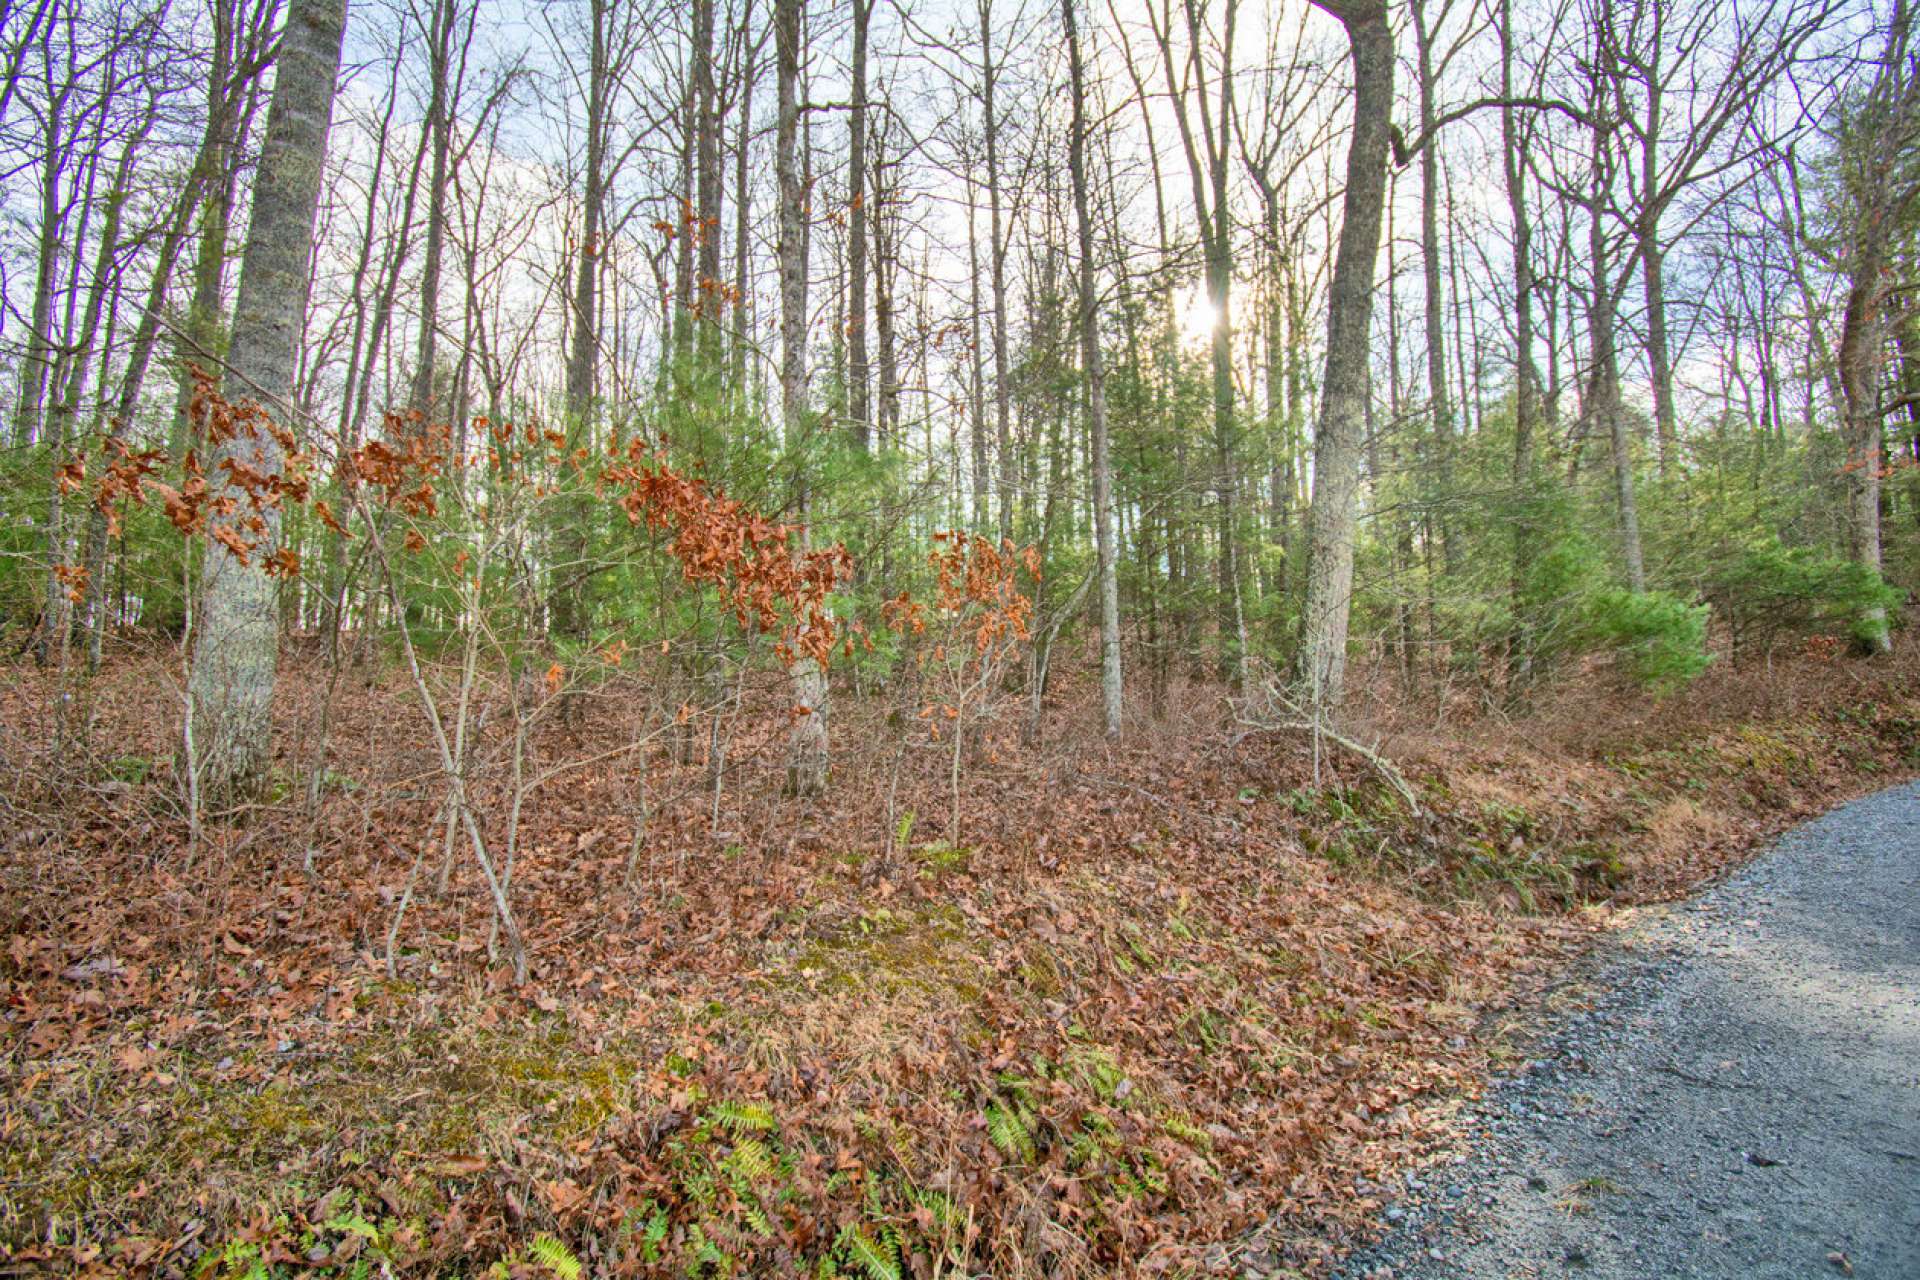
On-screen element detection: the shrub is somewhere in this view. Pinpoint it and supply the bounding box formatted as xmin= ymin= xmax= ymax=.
xmin=1583 ymin=589 xmax=1712 ymax=692
xmin=1703 ymin=539 xmax=1904 ymax=656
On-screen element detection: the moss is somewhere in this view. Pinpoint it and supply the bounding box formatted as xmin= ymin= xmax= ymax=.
xmin=178 ymin=1079 xmax=324 ymax=1149
xmin=780 ymin=903 xmax=983 ymax=1003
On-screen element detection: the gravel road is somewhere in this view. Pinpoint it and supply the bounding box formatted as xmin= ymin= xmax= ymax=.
xmin=1337 ymin=778 xmax=1920 ymax=1280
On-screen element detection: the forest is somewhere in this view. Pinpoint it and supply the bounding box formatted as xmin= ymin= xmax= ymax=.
xmin=1 ymin=0 xmax=1918 ymax=1274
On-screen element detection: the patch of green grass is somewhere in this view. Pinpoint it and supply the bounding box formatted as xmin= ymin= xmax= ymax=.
xmin=102 ymin=754 xmax=158 ymax=785
xmin=910 ymin=842 xmax=970 ymax=875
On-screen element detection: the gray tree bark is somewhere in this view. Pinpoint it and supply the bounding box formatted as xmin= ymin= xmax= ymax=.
xmin=777 ymin=0 xmax=829 ymax=795
xmin=1835 ymin=0 xmax=1918 ymax=654
xmin=693 ymin=0 xmax=722 ymax=365
xmin=845 ymin=0 xmax=872 ymax=449
xmin=1063 ymin=0 xmax=1122 ymax=738
xmin=407 ymin=0 xmax=461 ymax=423
xmin=1411 ymin=0 xmax=1458 ymax=575
xmin=979 ymin=0 xmax=1013 ymax=540
xmin=188 ymin=0 xmax=346 ymax=798
xmin=552 ymin=0 xmax=610 ymax=645
xmin=1298 ymin=0 xmax=1393 ymax=716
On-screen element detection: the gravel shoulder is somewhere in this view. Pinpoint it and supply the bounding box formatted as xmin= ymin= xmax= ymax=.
xmin=1337 ymin=778 xmax=1920 ymax=1280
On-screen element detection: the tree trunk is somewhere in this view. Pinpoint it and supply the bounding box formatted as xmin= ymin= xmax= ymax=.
xmin=731 ymin=13 xmax=756 ymax=392
xmin=408 ymin=0 xmax=457 ymax=423
xmin=1586 ymin=91 xmax=1647 ymax=592
xmin=694 ymin=0 xmax=722 ymax=366
xmin=10 ymin=94 xmax=64 ymax=450
xmin=845 ymin=0 xmax=871 ymax=449
xmin=1064 ymin=0 xmax=1122 ymax=738
xmin=553 ymin=0 xmax=608 ymax=645
xmin=777 ymin=0 xmax=829 ymax=795
xmin=967 ymin=166 xmax=990 ymax=531
xmin=1299 ymin=0 xmax=1392 ymax=716
xmin=1412 ymin=0 xmax=1455 ymax=576
xmin=980 ymin=1 xmax=1014 ymax=539
xmin=170 ymin=0 xmax=258 ymax=458
xmin=1500 ymin=0 xmax=1540 ymax=691
xmin=42 ymin=106 xmax=142 ymax=665
xmin=874 ymin=154 xmax=900 ymax=445
xmin=1838 ymin=254 xmax=1894 ymax=654
xmin=83 ymin=143 xmax=206 ymax=669
xmin=189 ymin=0 xmax=347 ymax=799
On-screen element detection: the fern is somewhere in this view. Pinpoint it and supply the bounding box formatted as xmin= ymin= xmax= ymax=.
xmin=724 ymin=1136 xmax=775 ymax=1181
xmin=984 ymin=1100 xmax=1037 ymax=1163
xmin=687 ymin=1221 xmax=732 ymax=1272
xmin=323 ymin=1212 xmax=381 ymax=1241
xmin=906 ymin=1185 xmax=959 ymax=1231
xmin=1160 ymin=1114 xmax=1214 ymax=1151
xmin=528 ymin=1233 xmax=583 ymax=1280
xmin=741 ymin=1199 xmax=776 ymax=1239
xmin=835 ymin=1223 xmax=902 ymax=1280
xmin=707 ymin=1099 xmax=778 ymax=1134
xmin=640 ymin=1201 xmax=670 ymax=1262
xmin=1065 ymin=1126 xmax=1105 ymax=1171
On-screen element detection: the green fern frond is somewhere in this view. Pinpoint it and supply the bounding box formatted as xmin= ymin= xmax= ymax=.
xmin=620 ymin=1197 xmax=669 ymax=1263
xmin=323 ymin=1212 xmax=381 ymax=1241
xmin=1160 ymin=1114 xmax=1214 ymax=1150
xmin=708 ymin=1099 xmax=778 ymax=1134
xmin=740 ymin=1200 xmax=775 ymax=1239
xmin=688 ymin=1220 xmax=731 ymax=1270
xmin=1066 ymin=1128 xmax=1104 ymax=1171
xmin=985 ymin=1100 xmax=1037 ymax=1163
xmin=528 ymin=1233 xmax=583 ymax=1280
xmin=724 ymin=1136 xmax=775 ymax=1182
xmin=906 ymin=1185 xmax=958 ymax=1230
xmin=836 ymin=1223 xmax=902 ymax=1280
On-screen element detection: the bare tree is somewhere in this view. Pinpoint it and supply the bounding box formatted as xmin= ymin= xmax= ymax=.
xmin=1063 ymin=0 xmax=1121 ymax=737
xmin=188 ymin=0 xmax=347 ymax=796
xmin=1831 ymin=0 xmax=1919 ymax=652
xmin=778 ymin=0 xmax=830 ymax=795
xmin=1299 ymin=0 xmax=1393 ymax=717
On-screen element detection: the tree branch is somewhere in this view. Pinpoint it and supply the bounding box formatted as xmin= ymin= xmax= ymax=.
xmin=1392 ymin=95 xmax=1596 ymax=166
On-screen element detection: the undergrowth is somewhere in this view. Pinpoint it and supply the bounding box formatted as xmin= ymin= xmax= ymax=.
xmin=2 ymin=636 xmax=1917 ymax=1277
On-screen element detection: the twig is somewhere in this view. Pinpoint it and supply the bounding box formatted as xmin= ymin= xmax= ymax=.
xmin=1235 ymin=715 xmax=1423 ymax=818
xmin=1234 ymin=674 xmax=1423 ymax=817
xmin=384 ymin=840 xmax=425 ymax=980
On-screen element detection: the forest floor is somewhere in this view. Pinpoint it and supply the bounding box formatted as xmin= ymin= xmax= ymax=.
xmin=2 ymin=630 xmax=1918 ymax=1278
xmin=1335 ymin=778 xmax=1920 ymax=1280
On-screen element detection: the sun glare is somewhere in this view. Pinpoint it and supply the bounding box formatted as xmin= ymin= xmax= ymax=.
xmin=1179 ymin=284 xmax=1221 ymax=346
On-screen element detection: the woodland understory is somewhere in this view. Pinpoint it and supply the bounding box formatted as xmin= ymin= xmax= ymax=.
xmin=7 ymin=0 xmax=1920 ymax=1273
xmin=4 ymin=628 xmax=1918 ymax=1279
